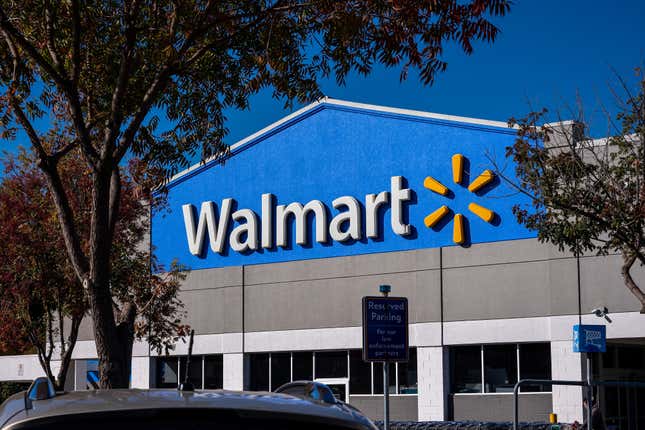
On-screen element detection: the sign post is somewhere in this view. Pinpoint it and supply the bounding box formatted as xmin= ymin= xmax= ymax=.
xmin=573 ymin=324 xmax=606 ymax=430
xmin=362 ymin=285 xmax=409 ymax=430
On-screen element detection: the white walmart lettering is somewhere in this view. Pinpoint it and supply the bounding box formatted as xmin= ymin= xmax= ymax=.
xmin=182 ymin=176 xmax=412 ymax=256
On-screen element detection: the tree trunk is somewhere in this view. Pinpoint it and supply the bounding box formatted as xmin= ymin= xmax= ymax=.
xmin=117 ymin=301 xmax=137 ymax=385
xmin=54 ymin=315 xmax=82 ymax=391
xmin=621 ymin=254 xmax=645 ymax=314
xmin=89 ymin=277 xmax=130 ymax=388
xmin=89 ymin=168 xmax=130 ymax=388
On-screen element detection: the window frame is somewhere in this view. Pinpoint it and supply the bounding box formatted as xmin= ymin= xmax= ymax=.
xmin=246 ymin=349 xmax=419 ymax=397
xmin=203 ymin=354 xmax=224 ymax=390
xmin=154 ymin=354 xmax=224 ymax=390
xmin=451 ymin=343 xmax=552 ymax=396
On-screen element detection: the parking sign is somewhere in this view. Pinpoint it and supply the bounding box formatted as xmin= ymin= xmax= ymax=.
xmin=362 ymin=296 xmax=409 ymax=362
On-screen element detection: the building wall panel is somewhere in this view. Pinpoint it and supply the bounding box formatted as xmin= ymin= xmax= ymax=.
xmin=179 ymin=286 xmax=243 ymax=334
xmin=179 ymin=266 xmax=243 ymax=291
xmin=443 ymin=257 xmax=579 ymax=321
xmin=580 ymin=254 xmax=645 ymax=314
xmin=349 ymin=395 xmax=418 ymax=421
xmin=244 ymin=249 xmax=440 ymax=285
xmin=244 ymin=269 xmax=440 ymax=333
xmin=452 ymin=393 xmax=552 ymax=422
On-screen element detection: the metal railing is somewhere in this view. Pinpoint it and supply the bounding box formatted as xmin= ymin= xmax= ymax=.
xmin=513 ymin=379 xmax=645 ymax=430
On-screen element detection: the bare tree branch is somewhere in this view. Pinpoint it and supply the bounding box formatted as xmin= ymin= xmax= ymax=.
xmin=108 ymin=168 xmax=121 ymax=243
xmin=51 ymin=140 xmax=80 ymax=163
xmin=622 ymin=254 xmax=645 ymax=313
xmin=58 ymin=305 xmax=65 ymax=358
xmin=114 ymin=65 xmax=174 ymax=162
xmin=492 ymin=155 xmax=645 ymax=266
xmin=71 ymin=0 xmax=81 ymax=85
xmin=44 ymin=0 xmax=62 ymax=72
xmin=56 ymin=314 xmax=82 ymax=389
xmin=0 ymin=6 xmax=65 ymax=85
xmin=4 ymin=85 xmax=90 ymax=279
xmin=103 ymin=1 xmax=140 ymax=155
xmin=0 ymin=5 xmax=99 ymax=167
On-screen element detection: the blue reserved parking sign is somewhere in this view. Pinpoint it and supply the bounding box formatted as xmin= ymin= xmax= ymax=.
xmin=573 ymin=324 xmax=606 ymax=353
xmin=362 ymin=296 xmax=409 ymax=362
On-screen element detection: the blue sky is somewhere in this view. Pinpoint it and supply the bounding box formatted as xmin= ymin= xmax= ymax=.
xmin=2 ymin=1 xmax=644 ymax=164
xmin=224 ymin=0 xmax=645 ymax=144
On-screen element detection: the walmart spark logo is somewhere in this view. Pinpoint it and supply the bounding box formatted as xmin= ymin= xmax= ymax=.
xmin=423 ymin=154 xmax=497 ymax=245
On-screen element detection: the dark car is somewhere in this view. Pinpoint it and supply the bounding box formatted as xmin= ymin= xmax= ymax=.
xmin=0 ymin=377 xmax=377 ymax=430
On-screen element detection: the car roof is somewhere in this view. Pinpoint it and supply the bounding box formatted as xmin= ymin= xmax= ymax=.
xmin=0 ymin=389 xmax=375 ymax=429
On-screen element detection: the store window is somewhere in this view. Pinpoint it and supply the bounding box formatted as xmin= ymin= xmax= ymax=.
xmin=248 ymin=353 xmax=270 ymax=391
xmin=603 ymin=345 xmax=617 ymax=368
xmin=349 ymin=350 xmax=371 ymax=394
xmin=484 ymin=345 xmax=517 ymax=393
xmin=245 ymin=349 xmax=417 ymax=396
xmin=156 ymin=357 xmax=179 ymax=388
xmin=154 ymin=355 xmax=223 ymax=390
xmin=315 ymin=351 xmax=347 ymax=378
xmin=179 ymin=356 xmax=203 ymax=389
xmin=519 ymin=343 xmax=551 ymax=392
xmin=271 ymin=352 xmax=291 ymax=390
xmin=451 ymin=345 xmax=482 ymax=393
xmin=398 ymin=349 xmax=418 ymax=394
xmin=204 ymin=355 xmax=223 ymax=389
xmin=292 ymin=351 xmax=313 ymax=381
xmin=617 ymin=345 xmax=645 ymax=370
xmin=451 ymin=343 xmax=551 ymax=394
xmin=373 ymin=362 xmax=397 ymax=394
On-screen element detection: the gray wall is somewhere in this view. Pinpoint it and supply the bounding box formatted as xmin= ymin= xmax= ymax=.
xmin=451 ymin=393 xmax=552 ymax=422
xmin=77 ymin=317 xmax=94 ymax=342
xmin=74 ymin=236 xmax=645 ymax=341
xmin=442 ymin=239 xmax=580 ymax=321
xmin=244 ymin=249 xmax=440 ymax=332
xmin=239 ymin=237 xmax=644 ymax=334
xmin=349 ymin=395 xmax=418 ymax=421
xmin=76 ymin=266 xmax=244 ymax=341
xmin=76 ymin=237 xmax=645 ymax=340
xmin=177 ymin=266 xmax=243 ymax=334
xmin=580 ymin=253 xmax=645 ymax=314
xmin=67 ymin=236 xmax=645 ymax=423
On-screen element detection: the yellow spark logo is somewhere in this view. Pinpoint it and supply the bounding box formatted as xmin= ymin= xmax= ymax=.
xmin=423 ymin=154 xmax=497 ymax=245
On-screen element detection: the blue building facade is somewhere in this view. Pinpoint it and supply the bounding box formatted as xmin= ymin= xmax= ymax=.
xmin=153 ymin=100 xmax=535 ymax=270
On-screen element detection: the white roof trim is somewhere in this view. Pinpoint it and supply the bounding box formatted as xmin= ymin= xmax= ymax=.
xmin=167 ymin=97 xmax=512 ymax=184
xmin=167 ymin=99 xmax=328 ymax=184
xmin=324 ymin=98 xmax=510 ymax=128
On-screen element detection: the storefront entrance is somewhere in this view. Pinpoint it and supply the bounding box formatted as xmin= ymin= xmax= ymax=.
xmin=594 ymin=341 xmax=645 ymax=430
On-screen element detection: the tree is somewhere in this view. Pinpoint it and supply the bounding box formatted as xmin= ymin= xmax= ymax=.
xmin=0 ymin=0 xmax=511 ymax=387
xmin=0 ymin=148 xmax=189 ymax=390
xmin=503 ymin=69 xmax=645 ymax=313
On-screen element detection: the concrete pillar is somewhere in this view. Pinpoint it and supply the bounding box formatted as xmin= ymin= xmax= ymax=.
xmin=223 ymin=353 xmax=244 ymax=390
xmin=550 ymin=340 xmax=584 ymax=422
xmin=131 ymin=357 xmax=151 ymax=389
xmin=62 ymin=361 xmax=75 ymax=391
xmin=74 ymin=360 xmax=87 ymax=390
xmin=417 ymin=346 xmax=449 ymax=421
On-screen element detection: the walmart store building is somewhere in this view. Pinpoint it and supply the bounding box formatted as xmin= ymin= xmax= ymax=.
xmin=2 ymin=99 xmax=645 ymax=426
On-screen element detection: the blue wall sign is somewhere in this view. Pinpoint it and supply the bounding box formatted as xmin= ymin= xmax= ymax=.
xmin=362 ymin=296 xmax=408 ymax=362
xmin=573 ymin=324 xmax=606 ymax=353
xmin=152 ymin=101 xmax=536 ymax=271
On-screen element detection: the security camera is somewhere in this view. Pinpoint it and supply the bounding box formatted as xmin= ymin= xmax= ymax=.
xmin=591 ymin=307 xmax=607 ymax=317
xmin=591 ymin=307 xmax=612 ymax=323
